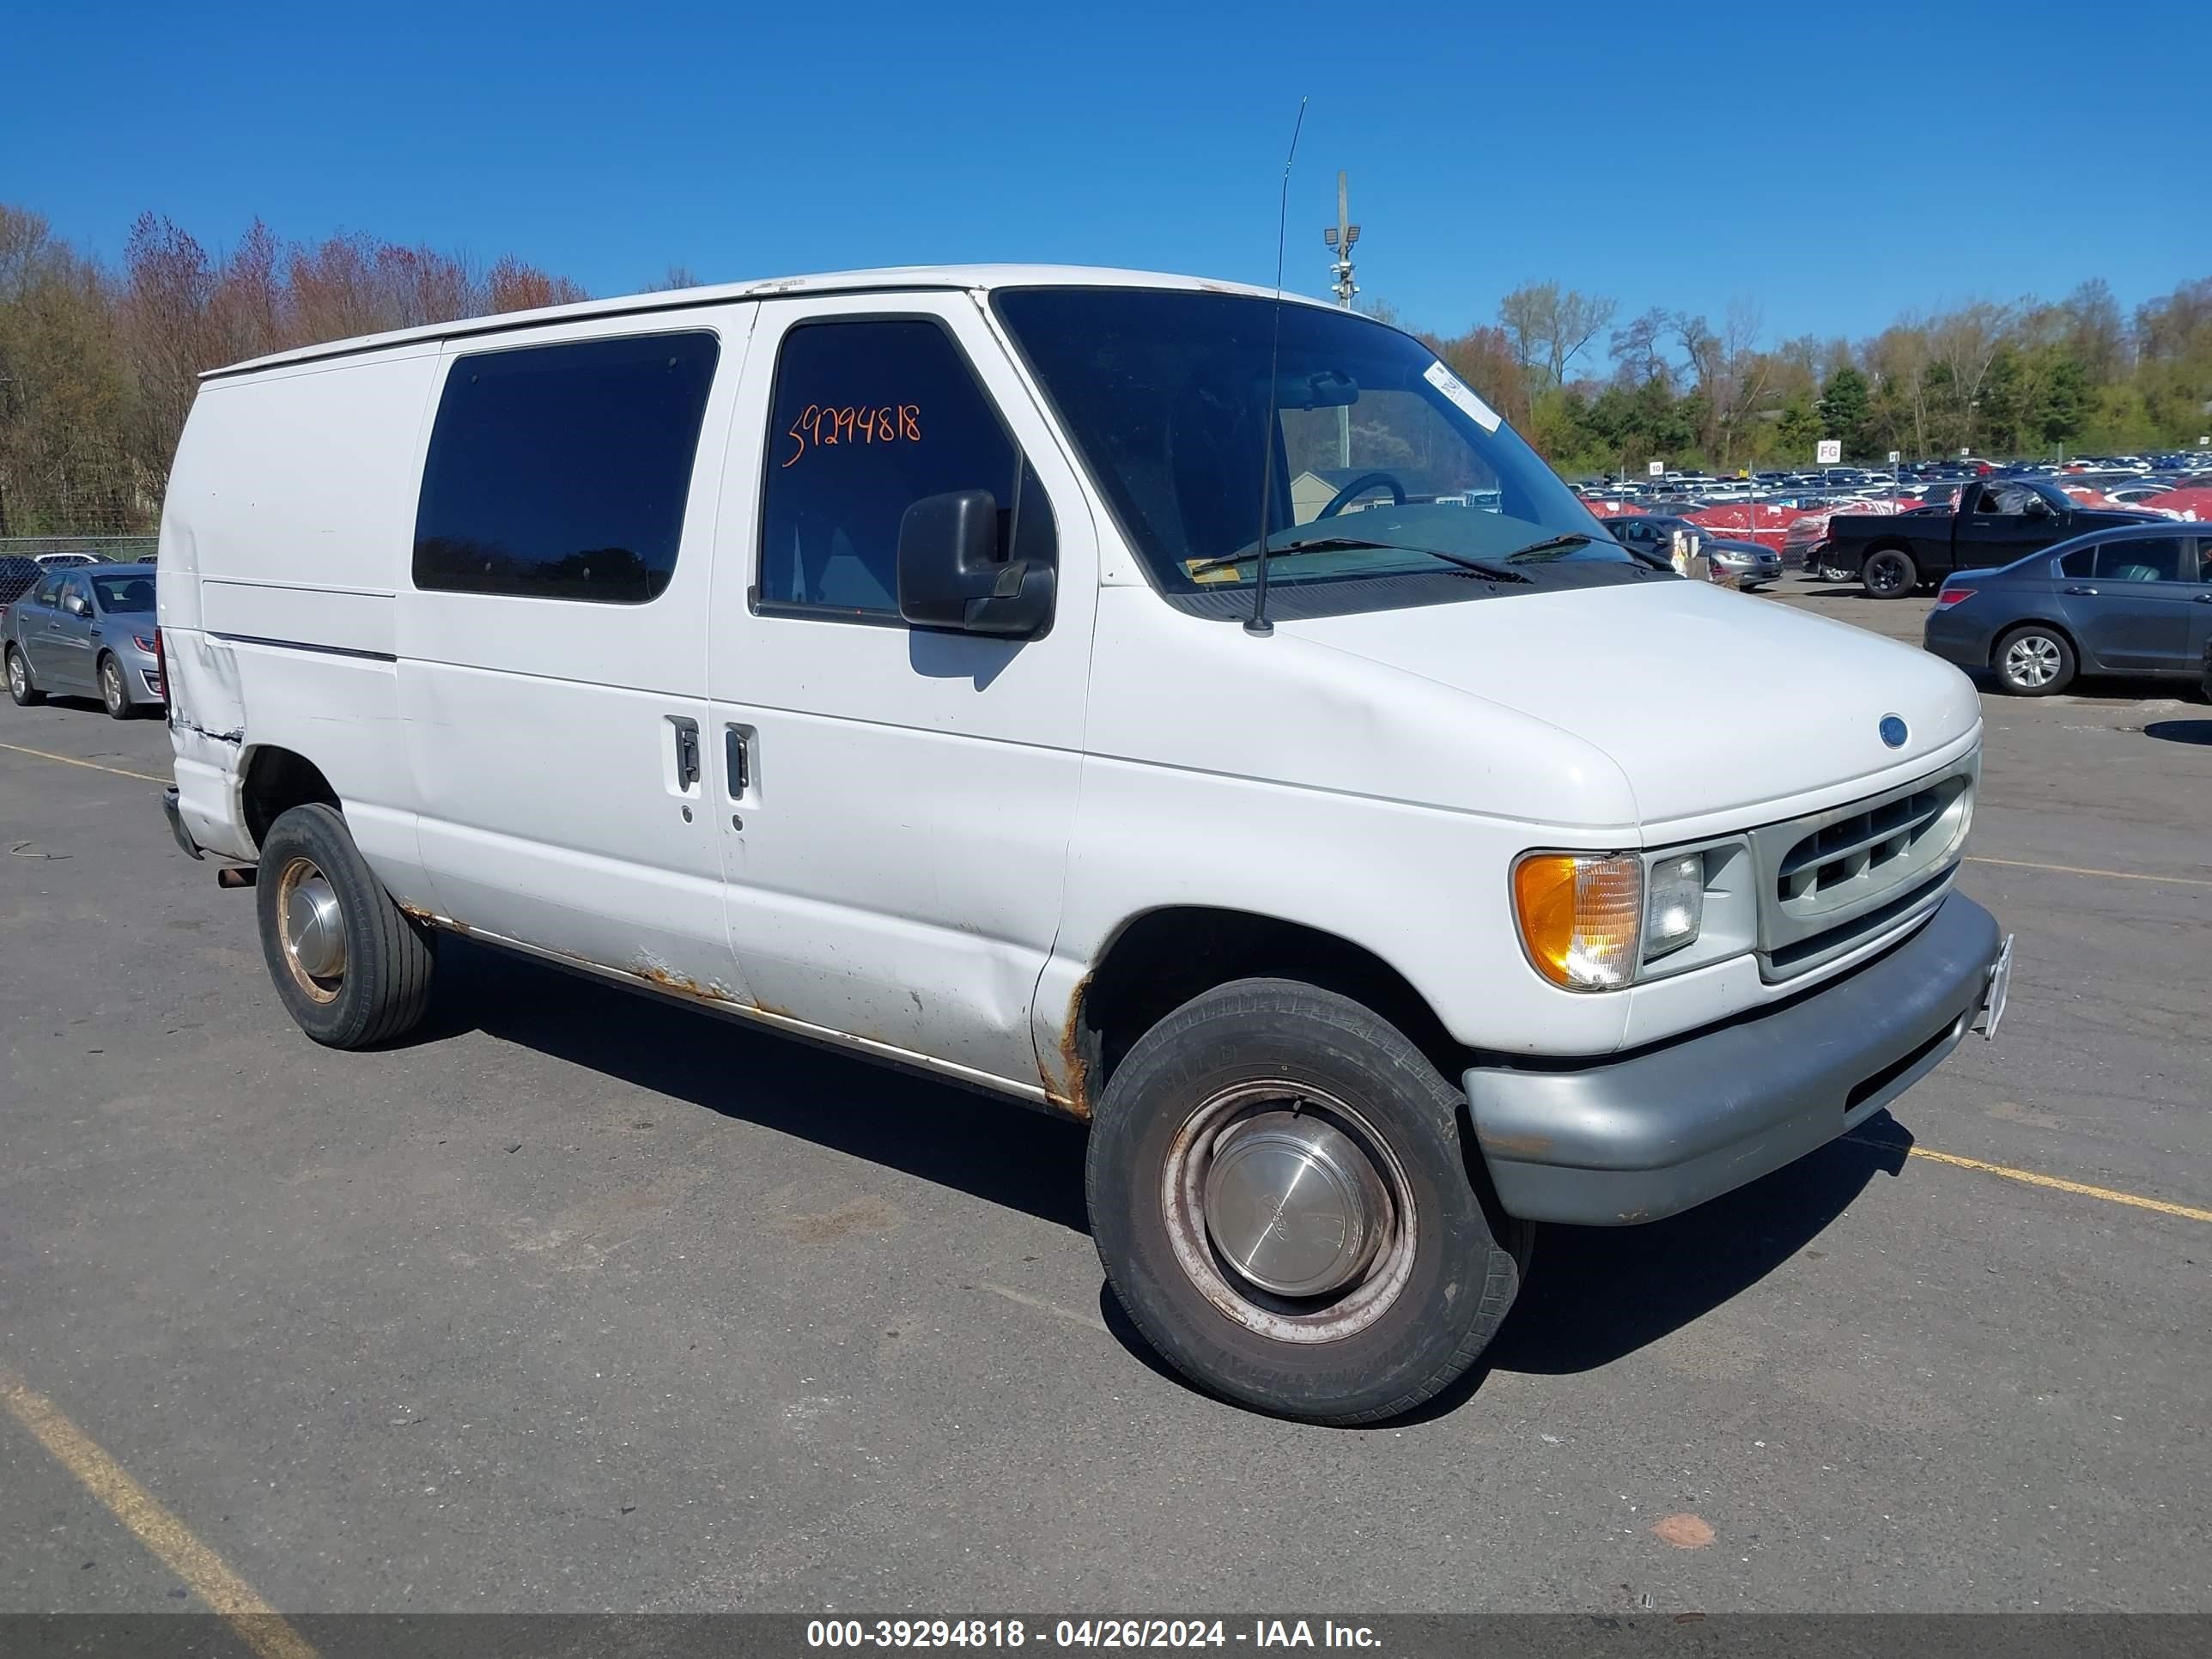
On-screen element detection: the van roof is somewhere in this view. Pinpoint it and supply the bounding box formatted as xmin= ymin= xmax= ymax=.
xmin=203 ymin=264 xmax=1338 ymax=380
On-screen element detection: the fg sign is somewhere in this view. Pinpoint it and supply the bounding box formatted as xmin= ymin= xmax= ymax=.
xmin=1648 ymin=460 xmax=1665 ymax=477
xmin=1815 ymin=440 xmax=1843 ymax=465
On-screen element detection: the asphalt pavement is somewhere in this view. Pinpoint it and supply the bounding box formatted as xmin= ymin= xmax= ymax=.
xmin=2 ymin=582 xmax=2207 ymax=1616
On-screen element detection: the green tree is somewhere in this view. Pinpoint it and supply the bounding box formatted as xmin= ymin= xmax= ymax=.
xmin=1775 ymin=395 xmax=1821 ymax=455
xmin=1817 ymin=366 xmax=1872 ymax=456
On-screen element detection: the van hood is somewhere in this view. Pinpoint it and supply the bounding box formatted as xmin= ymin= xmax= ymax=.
xmin=1276 ymin=579 xmax=1981 ymax=828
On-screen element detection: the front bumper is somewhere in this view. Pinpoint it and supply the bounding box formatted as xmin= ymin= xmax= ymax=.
xmin=1465 ymin=893 xmax=2005 ymax=1225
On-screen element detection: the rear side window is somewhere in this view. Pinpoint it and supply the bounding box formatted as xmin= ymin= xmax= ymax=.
xmin=757 ymin=319 xmax=1046 ymax=619
xmin=413 ymin=332 xmax=720 ymax=604
xmin=2093 ymin=538 xmax=2187 ymax=583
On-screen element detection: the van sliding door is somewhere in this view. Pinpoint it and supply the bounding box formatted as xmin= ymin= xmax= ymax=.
xmin=395 ymin=306 xmax=762 ymax=1004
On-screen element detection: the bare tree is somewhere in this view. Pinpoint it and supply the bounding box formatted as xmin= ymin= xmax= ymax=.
xmin=1608 ymin=307 xmax=1675 ymax=387
xmin=488 ymin=256 xmax=589 ymax=313
xmin=1499 ymin=282 xmax=1618 ymax=390
xmin=1929 ymin=301 xmax=2012 ymax=446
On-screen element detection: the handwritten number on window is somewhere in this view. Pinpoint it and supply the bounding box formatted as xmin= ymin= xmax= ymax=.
xmin=781 ymin=404 xmax=922 ymax=467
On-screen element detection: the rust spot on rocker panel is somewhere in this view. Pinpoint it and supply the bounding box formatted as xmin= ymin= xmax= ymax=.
xmin=1048 ymin=972 xmax=1096 ymax=1121
xmin=633 ymin=962 xmax=744 ymax=1005
xmin=397 ymin=914 xmax=1086 ymax=1114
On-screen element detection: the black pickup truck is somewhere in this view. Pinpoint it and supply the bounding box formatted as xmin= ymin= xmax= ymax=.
xmin=1827 ymin=479 xmax=2160 ymax=598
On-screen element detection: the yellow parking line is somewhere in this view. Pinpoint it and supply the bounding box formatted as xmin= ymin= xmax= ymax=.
xmin=0 ymin=740 xmax=169 ymax=786
xmin=0 ymin=1365 xmax=318 ymax=1659
xmin=1846 ymin=1137 xmax=2212 ymax=1224
xmin=1965 ymin=854 xmax=2212 ymax=890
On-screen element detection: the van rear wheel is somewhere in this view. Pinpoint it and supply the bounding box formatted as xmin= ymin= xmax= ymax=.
xmin=1086 ymin=978 xmax=1527 ymax=1425
xmin=255 ymin=802 xmax=435 ymax=1048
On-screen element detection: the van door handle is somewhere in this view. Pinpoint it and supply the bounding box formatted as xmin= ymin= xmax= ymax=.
xmin=725 ymin=726 xmax=751 ymax=798
xmin=2194 ymin=592 xmax=2212 ymax=604
xmin=671 ymin=719 xmax=701 ymax=790
xmin=2062 ymin=586 xmax=2099 ymax=596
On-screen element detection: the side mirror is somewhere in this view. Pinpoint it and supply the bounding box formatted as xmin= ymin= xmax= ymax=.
xmin=2024 ymin=495 xmax=2054 ymax=519
xmin=896 ymin=489 xmax=1054 ymax=638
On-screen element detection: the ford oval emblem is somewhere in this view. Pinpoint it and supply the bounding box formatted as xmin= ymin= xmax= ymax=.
xmin=1879 ymin=714 xmax=1909 ymax=749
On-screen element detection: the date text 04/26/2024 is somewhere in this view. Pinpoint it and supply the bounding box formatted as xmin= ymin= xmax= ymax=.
xmin=805 ymin=1623 xmax=1381 ymax=1650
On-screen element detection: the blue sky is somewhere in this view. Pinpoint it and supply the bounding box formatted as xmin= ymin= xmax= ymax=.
xmin=8 ymin=0 xmax=2206 ymax=346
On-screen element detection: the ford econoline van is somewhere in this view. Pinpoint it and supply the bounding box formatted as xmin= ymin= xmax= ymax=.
xmin=156 ymin=267 xmax=2011 ymax=1423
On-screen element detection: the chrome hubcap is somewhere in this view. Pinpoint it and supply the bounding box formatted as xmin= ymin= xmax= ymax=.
xmin=7 ymin=653 xmax=22 ymax=695
xmin=102 ymin=662 xmax=122 ymax=707
xmin=2006 ymin=637 xmax=2060 ymax=687
xmin=277 ymin=858 xmax=346 ymax=1000
xmin=1162 ymin=1082 xmax=1414 ymax=1344
xmin=1204 ymin=1112 xmax=1390 ymax=1297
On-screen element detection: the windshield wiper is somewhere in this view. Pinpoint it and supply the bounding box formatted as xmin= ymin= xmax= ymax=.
xmin=1187 ymin=534 xmax=1389 ymax=574
xmin=1498 ymin=532 xmax=1593 ymax=562
xmin=1188 ymin=534 xmax=1525 ymax=583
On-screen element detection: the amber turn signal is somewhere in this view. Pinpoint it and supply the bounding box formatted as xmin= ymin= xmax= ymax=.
xmin=1511 ymin=852 xmax=1644 ymax=990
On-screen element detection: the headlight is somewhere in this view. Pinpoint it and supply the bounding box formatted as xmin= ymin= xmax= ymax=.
xmin=1511 ymin=852 xmax=1643 ymax=991
xmin=1644 ymin=854 xmax=1705 ymax=959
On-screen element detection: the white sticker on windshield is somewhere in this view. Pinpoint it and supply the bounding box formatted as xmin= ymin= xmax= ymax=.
xmin=1424 ymin=360 xmax=1501 ymax=432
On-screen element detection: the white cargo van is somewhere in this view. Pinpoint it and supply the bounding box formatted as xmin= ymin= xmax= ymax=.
xmin=157 ymin=267 xmax=2010 ymax=1422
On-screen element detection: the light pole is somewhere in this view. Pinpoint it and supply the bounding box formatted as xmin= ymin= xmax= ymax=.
xmin=1322 ymin=172 xmax=1359 ymax=468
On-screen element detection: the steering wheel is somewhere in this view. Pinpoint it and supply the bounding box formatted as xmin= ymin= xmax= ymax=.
xmin=1316 ymin=471 xmax=1407 ymax=519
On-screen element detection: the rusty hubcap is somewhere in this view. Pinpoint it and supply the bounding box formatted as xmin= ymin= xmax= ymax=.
xmin=1161 ymin=1082 xmax=1415 ymax=1345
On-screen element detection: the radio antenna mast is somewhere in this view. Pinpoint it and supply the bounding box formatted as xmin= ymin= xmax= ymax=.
xmin=1245 ymin=95 xmax=1307 ymax=639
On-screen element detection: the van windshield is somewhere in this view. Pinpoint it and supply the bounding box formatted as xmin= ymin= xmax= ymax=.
xmin=994 ymin=287 xmax=1632 ymax=610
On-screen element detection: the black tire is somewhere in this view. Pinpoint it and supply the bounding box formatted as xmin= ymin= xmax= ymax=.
xmin=5 ymin=646 xmax=44 ymax=706
xmin=1086 ymin=978 xmax=1527 ymax=1425
xmin=255 ymin=802 xmax=435 ymax=1048
xmin=97 ymin=653 xmax=133 ymax=720
xmin=1862 ymin=548 xmax=1917 ymax=599
xmin=1992 ymin=623 xmax=2076 ymax=697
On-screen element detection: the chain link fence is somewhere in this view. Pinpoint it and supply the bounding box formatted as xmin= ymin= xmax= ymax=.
xmin=0 ymin=534 xmax=160 ymax=564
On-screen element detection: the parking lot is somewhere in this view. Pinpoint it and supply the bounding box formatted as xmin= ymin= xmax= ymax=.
xmin=2 ymin=583 xmax=2207 ymax=1618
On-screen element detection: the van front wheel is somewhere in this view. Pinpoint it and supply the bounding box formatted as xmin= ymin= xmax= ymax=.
xmin=1086 ymin=978 xmax=1526 ymax=1425
xmin=255 ymin=802 xmax=435 ymax=1048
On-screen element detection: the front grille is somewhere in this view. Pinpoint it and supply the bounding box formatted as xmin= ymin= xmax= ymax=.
xmin=1747 ymin=761 xmax=1975 ymax=981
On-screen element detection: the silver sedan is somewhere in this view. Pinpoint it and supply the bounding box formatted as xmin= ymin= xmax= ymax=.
xmin=3 ymin=562 xmax=164 ymax=719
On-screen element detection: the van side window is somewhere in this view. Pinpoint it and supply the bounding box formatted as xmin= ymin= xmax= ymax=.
xmin=413 ymin=332 xmax=720 ymax=604
xmin=758 ymin=319 xmax=1043 ymax=618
